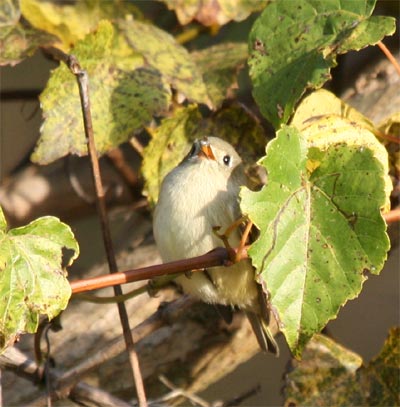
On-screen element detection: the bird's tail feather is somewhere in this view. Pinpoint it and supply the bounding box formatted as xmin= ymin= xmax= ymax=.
xmin=246 ymin=311 xmax=279 ymax=356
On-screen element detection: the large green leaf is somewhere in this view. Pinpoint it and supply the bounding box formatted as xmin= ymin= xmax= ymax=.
xmin=241 ymin=126 xmax=390 ymax=356
xmin=31 ymin=20 xmax=171 ymax=164
xmin=0 ymin=207 xmax=79 ymax=353
xmin=285 ymin=328 xmax=400 ymax=406
xmin=248 ymin=0 xmax=396 ymax=128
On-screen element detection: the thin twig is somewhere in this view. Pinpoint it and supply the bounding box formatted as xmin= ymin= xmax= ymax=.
xmin=1 ymin=298 xmax=197 ymax=406
xmin=57 ymin=297 xmax=194 ymax=391
xmin=69 ymin=382 xmax=133 ymax=407
xmin=72 ymin=56 xmax=147 ymax=407
xmin=377 ymin=41 xmax=400 ymax=76
xmin=45 ymin=46 xmax=147 ymax=406
xmin=43 ymin=325 xmax=52 ymax=407
xmin=130 ymin=135 xmax=145 ymax=156
xmin=158 ymin=375 xmax=211 ymax=407
xmin=107 ymin=148 xmax=139 ymax=187
xmin=72 ymin=274 xmax=177 ymax=304
xmin=217 ymin=384 xmax=261 ymax=407
xmin=236 ymin=220 xmax=253 ymax=263
xmin=374 ymin=129 xmax=400 ymax=144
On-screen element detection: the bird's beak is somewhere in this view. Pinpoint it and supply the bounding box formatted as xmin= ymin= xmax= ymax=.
xmin=198 ymin=138 xmax=216 ymax=160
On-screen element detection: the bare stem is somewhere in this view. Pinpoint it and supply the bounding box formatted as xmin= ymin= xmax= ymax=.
xmin=47 ymin=47 xmax=147 ymax=406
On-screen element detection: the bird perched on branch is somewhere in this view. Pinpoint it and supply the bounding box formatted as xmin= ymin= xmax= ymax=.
xmin=153 ymin=136 xmax=278 ymax=355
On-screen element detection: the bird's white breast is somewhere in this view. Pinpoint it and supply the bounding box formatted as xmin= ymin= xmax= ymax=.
xmin=153 ymin=158 xmax=258 ymax=308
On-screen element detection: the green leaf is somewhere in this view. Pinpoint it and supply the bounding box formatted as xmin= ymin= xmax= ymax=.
xmin=31 ymin=20 xmax=171 ymax=164
xmin=0 ymin=207 xmax=79 ymax=353
xmin=20 ymin=0 xmax=141 ymax=51
xmin=284 ymin=328 xmax=400 ymax=406
xmin=248 ymin=0 xmax=396 ymax=128
xmin=119 ymin=18 xmax=212 ymax=108
xmin=163 ymin=0 xmax=267 ymax=26
xmin=192 ymin=42 xmax=248 ymax=108
xmin=240 ymin=126 xmax=390 ymax=356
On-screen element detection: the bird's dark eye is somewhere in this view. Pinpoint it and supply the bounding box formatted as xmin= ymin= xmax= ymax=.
xmin=223 ymin=155 xmax=231 ymax=166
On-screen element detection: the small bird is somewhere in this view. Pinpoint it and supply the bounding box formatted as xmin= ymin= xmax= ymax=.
xmin=153 ymin=136 xmax=278 ymax=355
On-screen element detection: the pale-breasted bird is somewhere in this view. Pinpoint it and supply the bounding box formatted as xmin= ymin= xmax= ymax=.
xmin=153 ymin=136 xmax=278 ymax=355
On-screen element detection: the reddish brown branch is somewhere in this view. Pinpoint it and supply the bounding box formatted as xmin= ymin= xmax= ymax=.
xmin=70 ymin=206 xmax=400 ymax=296
xmin=70 ymin=247 xmax=231 ymax=294
xmin=374 ymin=129 xmax=400 ymax=144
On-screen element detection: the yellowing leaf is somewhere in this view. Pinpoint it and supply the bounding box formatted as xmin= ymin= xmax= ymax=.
xmin=192 ymin=42 xmax=248 ymax=108
xmin=163 ymin=0 xmax=267 ymax=26
xmin=285 ymin=328 xmax=400 ymax=406
xmin=31 ymin=21 xmax=171 ymax=164
xmin=291 ymin=89 xmax=376 ymax=134
xmin=20 ymin=0 xmax=141 ymax=50
xmin=299 ymin=115 xmax=392 ymax=212
xmin=119 ymin=18 xmax=212 ymax=108
xmin=0 ymin=0 xmax=57 ymax=66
